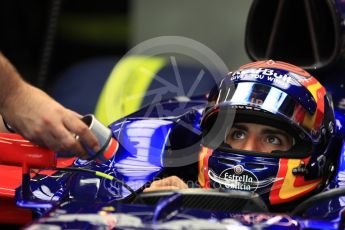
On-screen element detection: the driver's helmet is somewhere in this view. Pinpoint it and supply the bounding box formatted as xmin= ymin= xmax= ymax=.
xmin=198 ymin=60 xmax=336 ymax=206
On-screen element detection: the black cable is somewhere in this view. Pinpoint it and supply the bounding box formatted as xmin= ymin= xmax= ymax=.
xmin=291 ymin=187 xmax=345 ymax=216
xmin=54 ymin=167 xmax=137 ymax=199
xmin=37 ymin=0 xmax=63 ymax=89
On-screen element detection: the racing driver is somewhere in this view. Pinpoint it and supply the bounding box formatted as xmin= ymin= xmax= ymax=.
xmin=145 ymin=60 xmax=337 ymax=211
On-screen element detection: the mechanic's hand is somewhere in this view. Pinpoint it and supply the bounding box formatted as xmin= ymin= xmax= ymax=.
xmin=143 ymin=176 xmax=188 ymax=192
xmin=0 ymin=82 xmax=100 ymax=158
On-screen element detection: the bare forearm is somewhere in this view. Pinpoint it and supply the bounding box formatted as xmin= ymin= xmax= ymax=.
xmin=0 ymin=52 xmax=25 ymax=113
xmin=0 ymin=52 xmax=99 ymax=155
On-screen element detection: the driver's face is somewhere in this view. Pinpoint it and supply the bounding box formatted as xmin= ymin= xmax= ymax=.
xmin=226 ymin=123 xmax=293 ymax=153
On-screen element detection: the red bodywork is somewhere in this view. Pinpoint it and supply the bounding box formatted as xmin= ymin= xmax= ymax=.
xmin=0 ymin=133 xmax=75 ymax=224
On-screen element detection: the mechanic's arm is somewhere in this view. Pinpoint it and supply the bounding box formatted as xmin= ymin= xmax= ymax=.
xmin=143 ymin=176 xmax=188 ymax=192
xmin=0 ymin=52 xmax=99 ymax=157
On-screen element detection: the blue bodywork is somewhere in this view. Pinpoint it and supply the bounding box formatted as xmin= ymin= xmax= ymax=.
xmin=15 ymin=82 xmax=345 ymax=229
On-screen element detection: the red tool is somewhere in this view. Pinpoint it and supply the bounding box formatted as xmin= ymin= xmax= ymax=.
xmin=0 ymin=133 xmax=56 ymax=200
xmin=0 ymin=133 xmax=56 ymax=169
xmin=0 ymin=133 xmax=75 ymax=224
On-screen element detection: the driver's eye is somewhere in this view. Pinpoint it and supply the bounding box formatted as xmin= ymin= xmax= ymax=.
xmin=231 ymin=130 xmax=246 ymax=140
xmin=265 ymin=135 xmax=282 ymax=145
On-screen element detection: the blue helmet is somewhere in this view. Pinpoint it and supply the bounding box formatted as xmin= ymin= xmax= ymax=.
xmin=198 ymin=60 xmax=336 ymax=207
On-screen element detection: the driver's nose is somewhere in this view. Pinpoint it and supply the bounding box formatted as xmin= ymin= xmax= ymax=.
xmin=241 ymin=135 xmax=262 ymax=152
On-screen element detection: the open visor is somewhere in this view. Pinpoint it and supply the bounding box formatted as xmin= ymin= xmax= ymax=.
xmin=201 ymin=82 xmax=318 ymax=157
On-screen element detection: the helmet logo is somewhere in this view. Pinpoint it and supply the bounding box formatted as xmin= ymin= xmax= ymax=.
xmin=234 ymin=165 xmax=244 ymax=174
xmin=208 ymin=165 xmax=259 ymax=191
